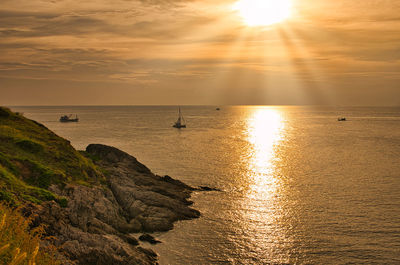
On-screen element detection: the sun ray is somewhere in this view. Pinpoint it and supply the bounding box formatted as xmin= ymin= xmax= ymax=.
xmin=277 ymin=25 xmax=336 ymax=105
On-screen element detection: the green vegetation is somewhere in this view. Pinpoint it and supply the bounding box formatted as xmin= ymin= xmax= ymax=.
xmin=0 ymin=165 xmax=56 ymax=205
xmin=0 ymin=106 xmax=105 ymax=205
xmin=0 ymin=203 xmax=60 ymax=265
xmin=0 ymin=107 xmax=109 ymax=264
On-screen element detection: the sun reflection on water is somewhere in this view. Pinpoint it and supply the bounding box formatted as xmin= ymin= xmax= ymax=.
xmin=236 ymin=106 xmax=290 ymax=262
xmin=245 ymin=107 xmax=285 ymax=198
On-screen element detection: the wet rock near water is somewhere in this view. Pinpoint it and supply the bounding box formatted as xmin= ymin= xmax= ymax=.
xmin=30 ymin=144 xmax=200 ymax=265
xmin=139 ymin=234 xmax=162 ymax=245
xmin=198 ymin=186 xmax=222 ymax=192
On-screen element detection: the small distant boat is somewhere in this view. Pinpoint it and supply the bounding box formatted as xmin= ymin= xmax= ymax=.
xmin=338 ymin=117 xmax=346 ymax=121
xmin=173 ymin=107 xmax=186 ymax=128
xmin=60 ymin=114 xmax=79 ymax=122
xmin=216 ymin=107 xmax=221 ymax=111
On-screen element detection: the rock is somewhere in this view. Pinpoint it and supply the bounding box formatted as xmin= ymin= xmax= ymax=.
xmin=120 ymin=234 xmax=139 ymax=246
xmin=1 ymin=109 xmax=200 ymax=265
xmin=198 ymin=186 xmax=222 ymax=192
xmin=86 ymin=144 xmax=200 ymax=232
xmin=86 ymin=144 xmax=152 ymax=174
xmin=139 ymin=234 xmax=161 ymax=244
xmin=137 ymin=215 xmax=174 ymax=232
xmin=129 ymin=218 xmax=143 ymax=231
xmin=26 ymin=144 xmax=200 ymax=265
xmin=137 ymin=247 xmax=158 ymax=258
xmin=60 ymin=229 xmax=156 ymax=265
xmin=161 ymin=175 xmax=194 ymax=190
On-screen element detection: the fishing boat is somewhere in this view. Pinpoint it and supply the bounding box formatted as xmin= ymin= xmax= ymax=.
xmin=338 ymin=117 xmax=346 ymax=121
xmin=173 ymin=107 xmax=186 ymax=128
xmin=60 ymin=114 xmax=79 ymax=122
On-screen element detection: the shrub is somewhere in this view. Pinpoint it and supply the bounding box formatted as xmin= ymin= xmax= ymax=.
xmin=16 ymin=140 xmax=44 ymax=154
xmin=0 ymin=191 xmax=16 ymax=206
xmin=0 ymin=108 xmax=10 ymax=118
xmin=56 ymin=197 xmax=68 ymax=208
xmin=0 ymin=203 xmax=60 ymax=264
xmin=18 ymin=160 xmax=56 ymax=189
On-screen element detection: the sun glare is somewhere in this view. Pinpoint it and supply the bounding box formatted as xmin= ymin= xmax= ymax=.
xmin=234 ymin=0 xmax=292 ymax=27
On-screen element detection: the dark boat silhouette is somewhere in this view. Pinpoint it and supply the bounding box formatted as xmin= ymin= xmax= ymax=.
xmin=338 ymin=117 xmax=346 ymax=121
xmin=173 ymin=107 xmax=186 ymax=128
xmin=60 ymin=114 xmax=79 ymax=122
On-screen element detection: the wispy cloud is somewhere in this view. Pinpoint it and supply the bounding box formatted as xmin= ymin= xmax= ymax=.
xmin=0 ymin=0 xmax=399 ymax=105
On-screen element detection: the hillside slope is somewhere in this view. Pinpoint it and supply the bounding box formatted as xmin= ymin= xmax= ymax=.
xmin=0 ymin=107 xmax=104 ymax=205
xmin=0 ymin=107 xmax=200 ymax=264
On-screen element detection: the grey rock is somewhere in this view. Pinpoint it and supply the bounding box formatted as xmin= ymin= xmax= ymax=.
xmin=33 ymin=144 xmax=199 ymax=265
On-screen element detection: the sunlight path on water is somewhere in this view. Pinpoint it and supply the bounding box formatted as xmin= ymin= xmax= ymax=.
xmin=238 ymin=107 xmax=291 ymax=261
xmin=245 ymin=107 xmax=285 ymax=197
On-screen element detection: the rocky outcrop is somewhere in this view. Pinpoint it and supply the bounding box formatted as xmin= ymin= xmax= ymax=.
xmin=198 ymin=186 xmax=222 ymax=192
xmin=139 ymin=234 xmax=161 ymax=245
xmin=31 ymin=144 xmax=199 ymax=265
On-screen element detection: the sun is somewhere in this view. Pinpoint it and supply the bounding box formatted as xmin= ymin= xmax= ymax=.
xmin=233 ymin=0 xmax=292 ymax=27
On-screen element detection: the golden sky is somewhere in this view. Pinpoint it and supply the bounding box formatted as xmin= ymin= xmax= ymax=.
xmin=0 ymin=0 xmax=399 ymax=105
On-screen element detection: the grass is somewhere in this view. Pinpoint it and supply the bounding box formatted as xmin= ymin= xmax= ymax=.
xmin=0 ymin=165 xmax=58 ymax=206
xmin=0 ymin=203 xmax=60 ymax=265
xmin=0 ymin=107 xmax=109 ymax=264
xmin=0 ymin=107 xmax=114 ymax=264
xmin=0 ymin=106 xmax=105 ymax=205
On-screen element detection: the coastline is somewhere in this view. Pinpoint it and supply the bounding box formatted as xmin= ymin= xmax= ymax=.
xmin=0 ymin=106 xmax=200 ymax=264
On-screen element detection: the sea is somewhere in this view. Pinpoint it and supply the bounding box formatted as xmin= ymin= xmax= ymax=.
xmin=9 ymin=106 xmax=400 ymax=264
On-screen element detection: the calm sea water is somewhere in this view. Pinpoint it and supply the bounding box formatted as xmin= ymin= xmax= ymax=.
xmin=10 ymin=106 xmax=400 ymax=264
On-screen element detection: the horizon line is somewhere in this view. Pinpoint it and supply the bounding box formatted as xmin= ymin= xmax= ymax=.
xmin=4 ymin=104 xmax=400 ymax=108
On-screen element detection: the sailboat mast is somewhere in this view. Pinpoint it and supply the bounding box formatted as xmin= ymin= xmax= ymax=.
xmin=173 ymin=106 xmax=186 ymax=128
xmin=180 ymin=107 xmax=185 ymax=124
xmin=176 ymin=107 xmax=181 ymax=124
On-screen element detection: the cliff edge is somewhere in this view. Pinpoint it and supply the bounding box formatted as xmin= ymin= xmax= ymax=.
xmin=0 ymin=107 xmax=200 ymax=264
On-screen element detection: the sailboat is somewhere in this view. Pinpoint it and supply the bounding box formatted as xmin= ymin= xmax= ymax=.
xmin=173 ymin=107 xmax=186 ymax=128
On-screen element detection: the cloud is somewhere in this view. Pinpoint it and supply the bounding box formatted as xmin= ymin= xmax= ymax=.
xmin=0 ymin=0 xmax=399 ymax=105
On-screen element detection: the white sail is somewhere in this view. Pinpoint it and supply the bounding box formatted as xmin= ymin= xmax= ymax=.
xmin=173 ymin=107 xmax=186 ymax=128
